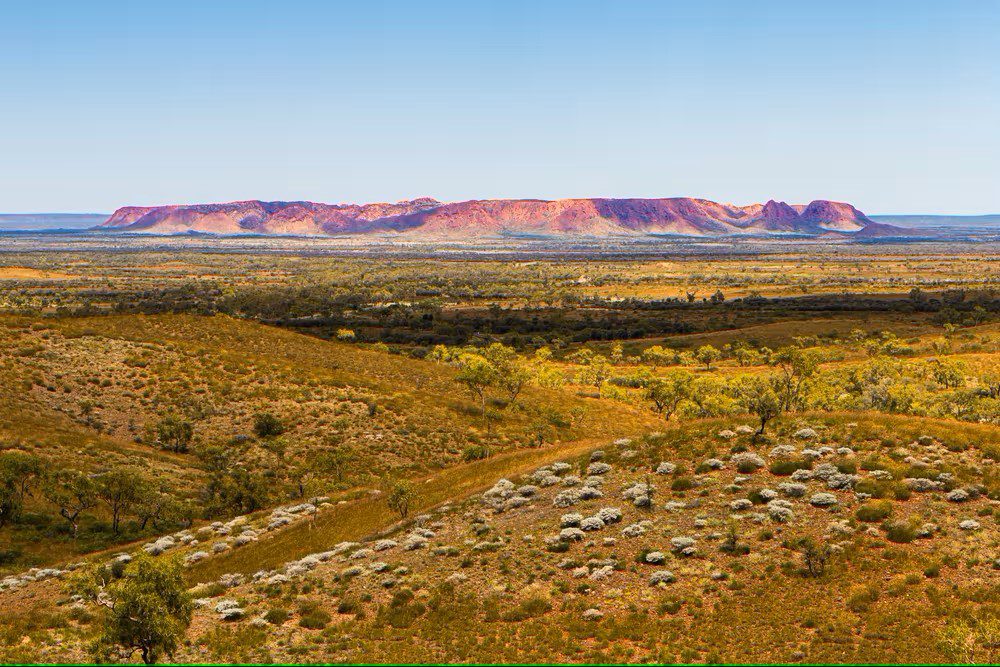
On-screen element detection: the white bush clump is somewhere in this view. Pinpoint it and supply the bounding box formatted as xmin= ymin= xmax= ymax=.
xmin=590 ymin=450 xmax=606 ymax=461
xmin=790 ymin=468 xmax=814 ymax=481
xmin=731 ymin=452 xmax=766 ymax=472
xmin=778 ymin=482 xmax=807 ymax=498
xmin=903 ymin=477 xmax=941 ymax=492
xmin=531 ymin=467 xmax=554 ymax=483
xmin=561 ymin=512 xmax=584 ymax=527
xmin=582 ymin=608 xmax=604 ymax=621
xmin=717 ymin=429 xmax=737 ymax=439
xmin=766 ymin=499 xmax=794 ymax=523
xmin=587 ymin=462 xmax=612 ymax=476
xmin=703 ymin=458 xmax=725 ymax=470
xmin=553 ymin=489 xmax=583 ymax=508
xmin=373 ymin=539 xmax=398 ymax=552
xmin=729 ymin=499 xmax=753 ymax=512
xmin=551 ymin=462 xmax=572 ymax=474
xmin=809 ymin=493 xmax=838 ymax=507
xmin=579 ymin=486 xmax=604 ymax=500
xmin=516 ymin=485 xmax=539 ymax=497
xmin=580 ymin=516 xmax=606 ymax=532
xmin=233 ymin=533 xmax=257 ymax=547
xmin=827 ymin=473 xmax=860 ymax=490
xmin=959 ymin=519 xmax=980 ymax=531
xmin=402 ymin=535 xmax=428 ymax=551
xmin=621 ymin=521 xmax=651 ymax=538
xmin=622 ymin=481 xmax=655 ymax=501
xmin=812 ymin=463 xmax=839 ymax=480
xmin=769 ymin=444 xmax=798 ymax=459
xmin=946 ymin=488 xmax=970 ymax=502
xmin=184 ymin=551 xmax=209 ymax=564
xmin=655 ymin=462 xmax=676 ymax=475
xmin=560 ymin=527 xmax=585 ymax=542
xmin=670 ymin=536 xmax=696 ymax=554
xmin=597 ymin=507 xmax=623 ymax=524
xmin=649 ymin=570 xmax=675 ymax=585
xmin=644 ymin=551 xmax=666 ymax=564
xmin=483 ymin=479 xmax=517 ymax=511
xmin=794 ymin=428 xmax=818 ymax=439
xmin=869 ymin=470 xmax=893 ymax=480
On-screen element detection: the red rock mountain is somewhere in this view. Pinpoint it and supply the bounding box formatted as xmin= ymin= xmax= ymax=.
xmin=101 ymin=196 xmax=901 ymax=237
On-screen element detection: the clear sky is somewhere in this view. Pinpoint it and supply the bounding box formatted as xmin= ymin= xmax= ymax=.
xmin=2 ymin=0 xmax=998 ymax=214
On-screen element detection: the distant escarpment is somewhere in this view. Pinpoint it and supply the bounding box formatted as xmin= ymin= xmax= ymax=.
xmin=101 ymin=196 xmax=912 ymax=238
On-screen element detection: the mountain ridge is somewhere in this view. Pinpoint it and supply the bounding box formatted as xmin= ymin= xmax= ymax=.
xmin=100 ymin=196 xmax=911 ymax=238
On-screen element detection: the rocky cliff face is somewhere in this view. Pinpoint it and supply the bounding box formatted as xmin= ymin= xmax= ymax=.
xmin=101 ymin=196 xmax=888 ymax=237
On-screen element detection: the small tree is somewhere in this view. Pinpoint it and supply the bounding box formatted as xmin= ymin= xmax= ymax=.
xmin=736 ymin=376 xmax=783 ymax=435
xmin=484 ymin=343 xmax=533 ymax=406
xmin=455 ymin=353 xmax=499 ymax=426
xmin=77 ymin=554 xmax=193 ymax=664
xmin=695 ymin=345 xmax=722 ymax=371
xmin=151 ymin=415 xmax=193 ymax=453
xmin=386 ymin=480 xmax=415 ymax=519
xmin=644 ymin=370 xmax=693 ymax=421
xmin=769 ymin=346 xmax=821 ymax=411
xmin=253 ymin=412 xmax=285 ymax=438
xmin=0 ymin=451 xmax=43 ymax=527
xmin=43 ymin=470 xmax=98 ymax=537
xmin=796 ymin=537 xmax=833 ymax=577
xmin=96 ymin=468 xmax=147 ymax=535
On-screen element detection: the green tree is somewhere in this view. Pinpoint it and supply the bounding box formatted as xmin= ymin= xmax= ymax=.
xmin=483 ymin=342 xmax=533 ymax=406
xmin=695 ymin=345 xmax=722 ymax=371
xmin=77 ymin=554 xmax=193 ymax=664
xmin=0 ymin=451 xmax=44 ymax=527
xmin=385 ymin=479 xmax=415 ymax=519
xmin=736 ymin=376 xmax=783 ymax=435
xmin=150 ymin=415 xmax=193 ymax=453
xmin=455 ymin=352 xmax=499 ymax=425
xmin=96 ymin=468 xmax=147 ymax=535
xmin=644 ymin=370 xmax=693 ymax=421
xmin=253 ymin=412 xmax=286 ymax=438
xmin=42 ymin=470 xmax=98 ymax=537
xmin=770 ymin=346 xmax=822 ymax=411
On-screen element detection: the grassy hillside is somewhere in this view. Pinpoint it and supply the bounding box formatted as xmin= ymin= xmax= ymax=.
xmin=0 ymin=313 xmax=658 ymax=572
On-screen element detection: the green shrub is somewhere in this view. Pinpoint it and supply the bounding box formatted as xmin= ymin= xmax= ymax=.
xmin=501 ymin=596 xmax=551 ymax=622
xmin=884 ymin=522 xmax=916 ymax=544
xmin=462 ymin=445 xmax=491 ymax=462
xmin=856 ymin=501 xmax=893 ymax=522
xmin=769 ymin=459 xmax=811 ymax=476
xmin=846 ymin=585 xmax=879 ymax=613
xmin=264 ymin=608 xmax=289 ymax=625
xmin=671 ymin=476 xmax=695 ymax=492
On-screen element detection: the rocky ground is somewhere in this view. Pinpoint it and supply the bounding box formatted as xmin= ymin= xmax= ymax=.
xmin=4 ymin=415 xmax=996 ymax=663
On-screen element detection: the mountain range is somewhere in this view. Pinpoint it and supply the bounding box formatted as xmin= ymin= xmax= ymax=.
xmin=100 ymin=197 xmax=917 ymax=238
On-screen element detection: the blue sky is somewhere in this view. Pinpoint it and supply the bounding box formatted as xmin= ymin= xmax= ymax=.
xmin=1 ymin=0 xmax=998 ymax=214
